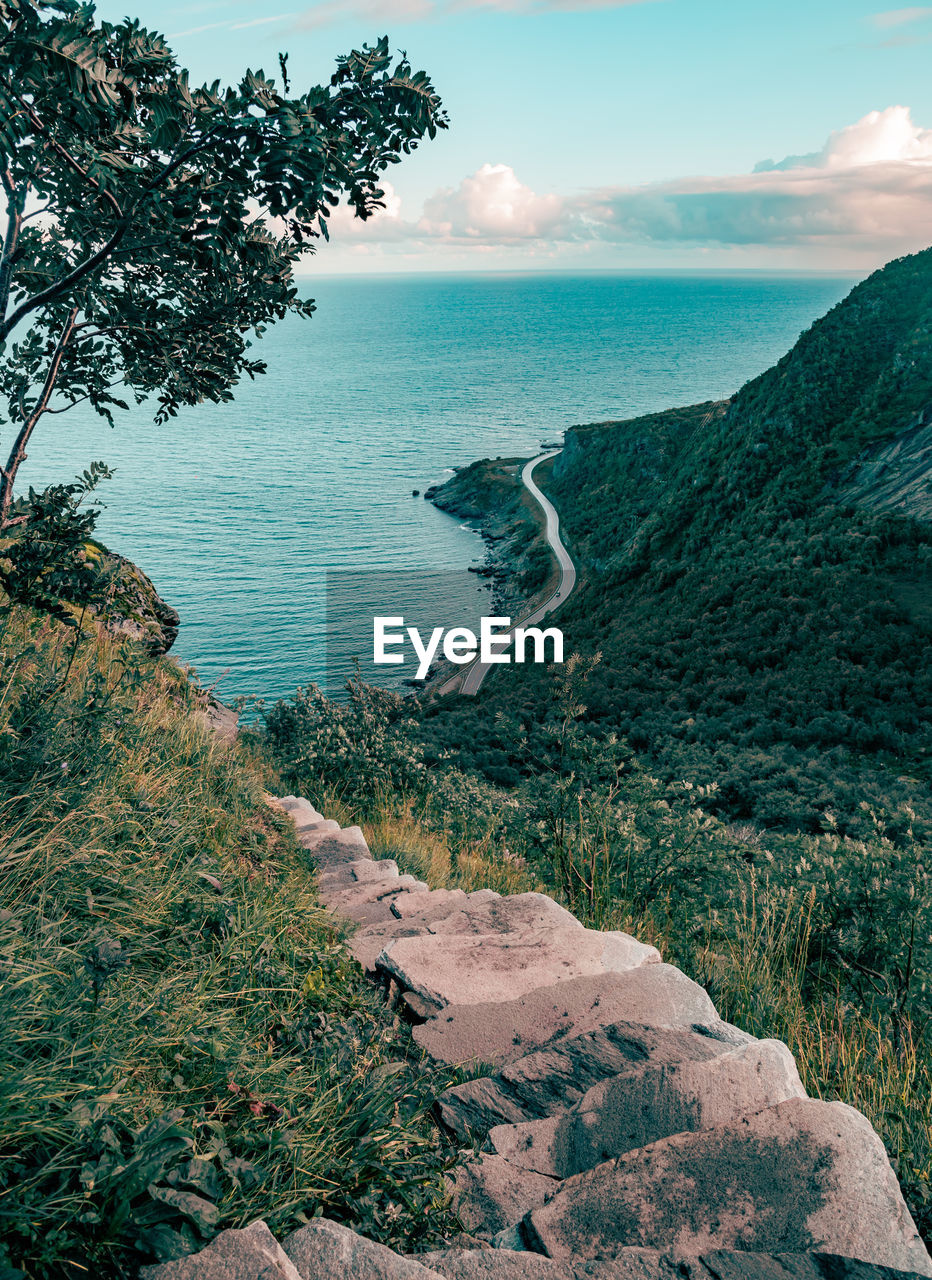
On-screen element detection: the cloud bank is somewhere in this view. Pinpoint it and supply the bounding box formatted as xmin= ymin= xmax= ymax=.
xmin=326 ymin=106 xmax=932 ymax=264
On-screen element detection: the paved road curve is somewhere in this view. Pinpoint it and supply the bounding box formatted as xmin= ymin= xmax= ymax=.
xmin=443 ymin=449 xmax=577 ymax=697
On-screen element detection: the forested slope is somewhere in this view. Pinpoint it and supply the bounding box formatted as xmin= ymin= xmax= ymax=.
xmin=421 ymin=248 xmax=932 ymax=835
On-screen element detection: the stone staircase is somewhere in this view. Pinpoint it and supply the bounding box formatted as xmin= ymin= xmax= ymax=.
xmin=140 ymin=797 xmax=932 ymax=1280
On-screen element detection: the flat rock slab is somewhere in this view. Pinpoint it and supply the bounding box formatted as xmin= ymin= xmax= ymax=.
xmin=521 ymin=1098 xmax=932 ymax=1276
xmin=349 ymin=919 xmax=439 ymax=974
xmin=413 ymin=967 xmax=723 ymax=1066
xmin=301 ymin=827 xmax=370 ymax=862
xmin=425 ymin=894 xmax=580 ymax=937
xmin=279 ymin=796 xmax=324 ymax=822
xmin=349 ymin=893 xmax=581 ymax=976
xmin=438 ymin=1021 xmax=753 ymax=1143
xmin=450 ymin=1153 xmax=560 ymax=1238
xmin=139 ymin=1220 xmax=302 ymax=1280
xmin=379 ymin=928 xmax=659 ymax=1009
xmin=422 ymin=1248 xmax=578 ymax=1277
xmin=325 ymin=876 xmax=430 ymax=923
xmin=283 ymin=1219 xmax=440 ymax=1279
xmin=421 ymin=1248 xmax=932 ymax=1280
xmin=319 ymin=859 xmax=399 ymax=887
xmin=488 ymin=1037 xmax=805 ymax=1177
xmin=296 ymin=817 xmax=342 ymax=840
xmin=391 ymin=889 xmax=501 ymax=920
xmin=318 ymin=860 xmax=401 ymax=899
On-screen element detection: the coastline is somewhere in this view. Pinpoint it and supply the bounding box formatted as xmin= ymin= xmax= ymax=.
xmin=422 ymin=448 xmax=572 ymax=695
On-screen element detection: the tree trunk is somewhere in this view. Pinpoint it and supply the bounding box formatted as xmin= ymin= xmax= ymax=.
xmin=0 ymin=307 xmax=78 ymax=529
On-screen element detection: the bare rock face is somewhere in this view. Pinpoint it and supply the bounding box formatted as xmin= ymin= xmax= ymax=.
xmin=449 ymin=1153 xmax=560 ymax=1238
xmin=412 ymin=962 xmax=722 ymax=1064
xmin=348 ymin=894 xmax=580 ymax=976
xmin=87 ymin=543 xmax=180 ymax=654
xmin=282 ymin=1219 xmax=441 ymax=1279
xmin=391 ymin=889 xmax=501 ymax=920
xmin=422 ymin=1247 xmax=932 ymax=1280
xmin=520 ymin=1098 xmax=932 ymax=1276
xmin=378 ymin=928 xmax=660 ymax=1009
xmin=436 ymin=1021 xmax=752 ymax=1144
xmin=486 ymin=1038 xmax=805 ymax=1177
xmin=138 ymin=1220 xmax=302 ymax=1280
xmin=413 ymin=967 xmax=724 ymax=1067
xmin=300 ymin=827 xmax=370 ymax=860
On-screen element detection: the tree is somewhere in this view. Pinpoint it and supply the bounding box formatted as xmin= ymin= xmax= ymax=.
xmin=0 ymin=0 xmax=447 ymax=530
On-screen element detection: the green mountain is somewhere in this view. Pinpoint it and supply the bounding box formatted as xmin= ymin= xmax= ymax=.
xmin=421 ymin=248 xmax=932 ymax=836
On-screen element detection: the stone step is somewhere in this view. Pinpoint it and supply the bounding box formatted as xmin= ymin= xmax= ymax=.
xmin=324 ymin=874 xmax=431 ymax=922
xmin=295 ymin=816 xmax=342 ymax=840
xmin=421 ymin=1245 xmax=932 ymax=1280
xmin=348 ymin=893 xmax=583 ymax=976
xmin=317 ymin=859 xmax=401 ymax=894
xmin=278 ymin=795 xmax=325 ymax=822
xmin=486 ymin=1036 xmax=805 ymax=1177
xmin=449 ymin=1153 xmax=560 ymax=1238
xmin=413 ymin=966 xmax=725 ymax=1066
xmin=300 ymin=826 xmax=370 ymax=862
xmin=136 ymin=1218 xmax=932 ymax=1280
xmin=425 ymin=894 xmax=580 ymax=937
xmin=436 ymin=1021 xmax=763 ymax=1144
xmin=517 ymin=1097 xmax=932 ymax=1276
xmin=391 ymin=888 xmax=501 ymax=919
xmin=283 ymin=1218 xmax=440 ymax=1278
xmin=377 ymin=927 xmax=660 ymax=1009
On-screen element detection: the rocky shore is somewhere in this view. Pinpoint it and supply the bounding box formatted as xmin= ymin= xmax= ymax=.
xmin=425 ymin=457 xmax=552 ymax=620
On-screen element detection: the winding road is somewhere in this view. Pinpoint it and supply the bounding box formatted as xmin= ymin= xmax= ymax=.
xmin=440 ymin=449 xmax=577 ymax=697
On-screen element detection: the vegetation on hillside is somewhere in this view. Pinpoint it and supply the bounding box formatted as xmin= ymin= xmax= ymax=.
xmin=421 ymin=249 xmax=932 ymax=837
xmin=264 ymin=656 xmax=932 ymax=1246
xmin=261 ymin=248 xmax=932 ymax=1244
xmin=0 ymin=611 xmax=464 ymax=1279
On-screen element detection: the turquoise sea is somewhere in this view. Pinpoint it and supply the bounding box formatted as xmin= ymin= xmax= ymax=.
xmin=21 ymin=272 xmax=858 ymax=703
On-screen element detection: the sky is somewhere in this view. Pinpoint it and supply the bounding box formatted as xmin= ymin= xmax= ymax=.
xmin=94 ymin=0 xmax=932 ymax=272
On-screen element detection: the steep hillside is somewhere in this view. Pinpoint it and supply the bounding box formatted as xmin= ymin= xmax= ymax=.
xmin=0 ymin=608 xmax=461 ymax=1278
xmin=420 ymin=248 xmax=932 ymax=835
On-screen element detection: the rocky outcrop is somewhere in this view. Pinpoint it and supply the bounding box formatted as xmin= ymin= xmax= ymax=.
xmin=138 ymin=795 xmax=932 ymax=1280
xmin=138 ymin=1220 xmax=301 ymax=1279
xmin=827 ymin=403 xmax=932 ymax=523
xmin=93 ymin=543 xmax=180 ymax=654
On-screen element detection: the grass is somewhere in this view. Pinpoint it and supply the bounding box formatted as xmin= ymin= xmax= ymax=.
xmin=363 ymin=802 xmax=544 ymax=897
xmin=0 ymin=609 xmax=464 ymax=1279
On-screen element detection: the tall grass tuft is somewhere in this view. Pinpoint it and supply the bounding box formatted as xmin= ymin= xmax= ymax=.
xmin=0 ymin=609 xmax=462 ymax=1279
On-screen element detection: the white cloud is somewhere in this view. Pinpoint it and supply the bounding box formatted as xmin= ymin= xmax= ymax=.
xmin=419 ymin=164 xmax=566 ymax=239
xmin=755 ymin=105 xmax=932 ymax=171
xmin=871 ymin=6 xmax=932 ymax=26
xmin=327 ymin=180 xmax=411 ymax=240
xmin=324 ymin=166 xmax=569 ymax=246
